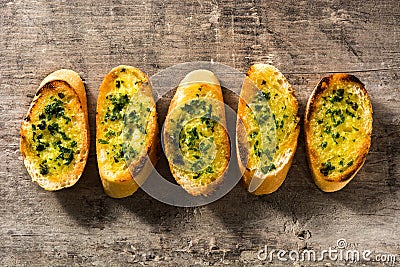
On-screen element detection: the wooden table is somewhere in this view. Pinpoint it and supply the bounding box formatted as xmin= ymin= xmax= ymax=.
xmin=1 ymin=0 xmax=399 ymax=266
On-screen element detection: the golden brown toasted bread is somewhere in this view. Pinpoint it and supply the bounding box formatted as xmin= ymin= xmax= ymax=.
xmin=96 ymin=65 xmax=159 ymax=198
xmin=20 ymin=70 xmax=89 ymax=190
xmin=304 ymin=73 xmax=373 ymax=192
xmin=163 ymin=70 xmax=230 ymax=196
xmin=237 ymin=64 xmax=300 ymax=195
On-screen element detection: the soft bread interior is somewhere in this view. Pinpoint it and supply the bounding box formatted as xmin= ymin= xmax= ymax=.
xmin=164 ymin=69 xmax=230 ymax=196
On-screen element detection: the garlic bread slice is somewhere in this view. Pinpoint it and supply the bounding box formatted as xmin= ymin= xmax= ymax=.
xmin=163 ymin=70 xmax=230 ymax=196
xmin=305 ymin=74 xmax=372 ymax=192
xmin=20 ymin=70 xmax=89 ymax=190
xmin=96 ymin=65 xmax=159 ymax=198
xmin=237 ymin=64 xmax=300 ymax=195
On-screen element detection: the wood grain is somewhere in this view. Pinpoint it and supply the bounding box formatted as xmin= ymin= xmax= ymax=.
xmin=0 ymin=0 xmax=399 ymax=265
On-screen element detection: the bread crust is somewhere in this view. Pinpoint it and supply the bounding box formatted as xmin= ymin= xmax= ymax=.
xmin=164 ymin=74 xmax=230 ymax=196
xmin=304 ymin=73 xmax=373 ymax=192
xmin=96 ymin=65 xmax=159 ymax=198
xmin=20 ymin=70 xmax=89 ymax=191
xmin=237 ymin=64 xmax=300 ymax=195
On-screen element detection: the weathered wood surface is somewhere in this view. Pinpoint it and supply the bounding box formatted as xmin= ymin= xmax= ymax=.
xmin=1 ymin=0 xmax=399 ymax=266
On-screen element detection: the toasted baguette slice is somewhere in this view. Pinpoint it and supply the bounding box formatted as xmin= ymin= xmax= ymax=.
xmin=96 ymin=65 xmax=159 ymax=198
xmin=237 ymin=64 xmax=300 ymax=195
xmin=163 ymin=70 xmax=230 ymax=196
xmin=20 ymin=70 xmax=89 ymax=190
xmin=305 ymin=74 xmax=372 ymax=192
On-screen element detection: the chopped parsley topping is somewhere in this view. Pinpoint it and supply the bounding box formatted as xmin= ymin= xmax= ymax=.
xmin=324 ymin=126 xmax=332 ymax=135
xmin=44 ymin=97 xmax=65 ymax=119
xmin=321 ymin=141 xmax=327 ymax=149
xmin=104 ymin=93 xmax=130 ymax=121
xmin=180 ymin=99 xmax=211 ymax=115
xmin=115 ymin=80 xmax=122 ymax=88
xmin=98 ymin=139 xmax=109 ymax=144
xmin=320 ymin=162 xmax=335 ymax=176
xmin=250 ymin=131 xmax=258 ymax=138
xmin=328 ymin=88 xmax=344 ymax=103
xmin=262 ymin=91 xmax=271 ymax=101
xmin=40 ymin=160 xmax=49 ymax=175
xmin=55 ymin=144 xmax=74 ymax=165
xmin=261 ymin=163 xmax=276 ymax=174
xmin=105 ymin=130 xmax=116 ymax=138
xmin=47 ymin=122 xmax=60 ymax=135
xmin=193 ymin=166 xmax=214 ymax=179
xmin=326 ymin=109 xmax=345 ymax=127
xmin=346 ymin=108 xmax=355 ymax=118
xmin=123 ymin=144 xmax=138 ymax=160
xmin=346 ymin=99 xmax=358 ymax=111
xmin=30 ymin=94 xmax=77 ymax=175
xmin=113 ymin=147 xmax=124 ymax=163
xmin=37 ymin=120 xmax=47 ymax=130
xmin=36 ymin=143 xmax=46 ymax=151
